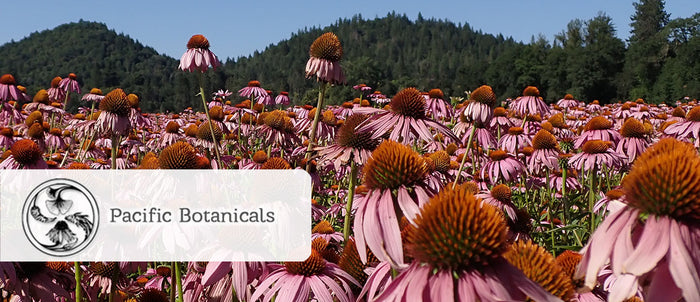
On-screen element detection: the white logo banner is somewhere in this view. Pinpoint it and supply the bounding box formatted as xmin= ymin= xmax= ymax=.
xmin=0 ymin=170 xmax=311 ymax=261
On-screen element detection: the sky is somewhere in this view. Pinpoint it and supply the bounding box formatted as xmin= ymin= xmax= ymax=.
xmin=1 ymin=0 xmax=698 ymax=60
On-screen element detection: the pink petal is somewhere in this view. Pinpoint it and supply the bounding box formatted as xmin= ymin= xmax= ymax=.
xmin=231 ymin=262 xmax=248 ymax=301
xmin=430 ymin=270 xmax=454 ymax=301
xmin=577 ymin=208 xmax=638 ymax=289
xmin=669 ymin=220 xmax=700 ymax=301
xmin=202 ymin=261 xmax=232 ymax=287
xmin=308 ymin=275 xmax=334 ymax=302
xmin=646 ymin=260 xmax=682 ymax=302
xmin=607 ymin=274 xmax=639 ymax=302
xmin=377 ymin=188 xmax=404 ymax=267
xmin=622 ymin=216 xmax=670 ymax=275
xmin=397 ymin=186 xmax=420 ymax=222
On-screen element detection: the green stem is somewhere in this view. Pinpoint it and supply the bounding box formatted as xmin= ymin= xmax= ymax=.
xmin=343 ymin=161 xmax=358 ymax=242
xmin=589 ymin=169 xmax=596 ymax=234
xmin=305 ymin=82 xmax=328 ymax=172
xmin=63 ymin=91 xmax=71 ymax=112
xmin=74 ymin=262 xmax=82 ymax=302
xmin=561 ymin=167 xmax=568 ymax=225
xmin=175 ymin=262 xmax=183 ymax=302
xmin=197 ymin=72 xmax=222 ymax=165
xmin=546 ymin=171 xmax=555 ymax=250
xmin=170 ymin=262 xmax=176 ymax=302
xmin=111 ymin=135 xmax=119 ymax=170
xmin=453 ymin=125 xmax=477 ymax=189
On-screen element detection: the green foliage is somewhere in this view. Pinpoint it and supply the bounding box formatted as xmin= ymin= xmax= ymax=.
xmin=1 ymin=10 xmax=697 ymax=113
xmin=0 ymin=20 xmax=191 ymax=113
xmin=223 ymin=13 xmax=519 ymax=104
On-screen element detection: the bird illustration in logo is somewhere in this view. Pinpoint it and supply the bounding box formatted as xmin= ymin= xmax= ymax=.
xmin=29 ymin=184 xmax=94 ymax=252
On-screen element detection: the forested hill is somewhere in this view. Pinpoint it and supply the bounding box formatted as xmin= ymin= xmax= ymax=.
xmin=0 ymin=21 xmax=194 ymax=112
xmin=0 ymin=16 xmax=523 ymax=112
xmin=222 ymin=13 xmax=521 ymax=103
xmin=1 ymin=8 xmax=698 ymax=113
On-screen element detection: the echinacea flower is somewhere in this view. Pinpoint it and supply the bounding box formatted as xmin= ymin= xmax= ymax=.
xmin=59 ymin=73 xmax=81 ymax=94
xmin=510 ymin=86 xmax=550 ymax=117
xmin=0 ymin=74 xmax=29 ymax=102
xmin=355 ymin=87 xmax=458 ymax=144
xmin=548 ymin=113 xmax=576 ymax=140
xmin=315 ymin=113 xmax=379 ymax=170
xmin=557 ymin=94 xmax=579 ymax=108
xmin=85 ymin=262 xmax=123 ymax=297
xmin=369 ymin=91 xmax=390 ymax=104
xmin=305 ymin=32 xmax=345 ymax=84
xmin=424 ymin=88 xmax=453 ymax=120
xmin=463 ymin=121 xmax=497 ymax=149
xmin=139 ymin=266 xmax=172 ymax=290
xmin=213 ymin=89 xmax=233 ymax=99
xmin=311 ymin=220 xmax=344 ymax=244
xmin=178 ymin=34 xmax=221 ymax=72
xmin=45 ymin=127 xmax=66 ymax=151
xmin=250 ymin=249 xmax=359 ymax=302
xmin=664 ymin=106 xmax=700 ymax=147
xmin=476 ymin=184 xmax=518 ymax=222
xmin=376 ymin=184 xmax=559 ymax=301
xmin=47 ymin=76 xmax=66 ymax=101
xmin=462 ymin=85 xmax=497 ymax=124
xmin=0 ymin=127 xmax=14 ymax=150
xmin=238 ymin=80 xmax=269 ymax=101
xmin=504 ymin=240 xmax=575 ymax=301
xmin=616 ymin=117 xmax=651 ymax=164
xmin=574 ymin=116 xmax=621 ymax=149
xmin=257 ymin=110 xmax=300 ymax=149
xmin=0 ymin=139 xmax=48 ymax=169
xmin=555 ymin=250 xmax=607 ymax=302
xmin=528 ymin=129 xmax=561 ymax=174
xmin=298 ymin=108 xmax=337 ymax=142
xmin=275 ymin=91 xmax=290 ymax=106
xmin=353 ymin=140 xmax=433 ymax=268
xmin=594 ymin=188 xmax=627 ymax=215
xmin=158 ymin=141 xmax=198 ymax=169
xmin=490 ymin=107 xmax=514 ymax=136
xmin=194 ymin=119 xmax=224 ymax=152
xmin=96 ymin=88 xmax=132 ymax=136
xmin=576 ymin=138 xmax=700 ymax=302
xmin=81 ymin=88 xmax=104 ymax=103
xmin=158 ymin=121 xmax=184 ymax=149
xmin=499 ymin=126 xmax=531 ymax=154
xmin=481 ymin=149 xmax=526 ymax=184
xmin=569 ymin=140 xmax=626 ymax=172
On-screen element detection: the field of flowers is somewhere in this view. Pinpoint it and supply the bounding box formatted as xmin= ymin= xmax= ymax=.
xmin=1 ymin=32 xmax=699 ymax=302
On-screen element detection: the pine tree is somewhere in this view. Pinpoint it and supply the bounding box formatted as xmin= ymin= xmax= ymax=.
xmin=621 ymin=0 xmax=670 ymax=100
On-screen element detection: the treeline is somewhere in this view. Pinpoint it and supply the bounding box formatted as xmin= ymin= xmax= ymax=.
xmin=0 ymin=1 xmax=697 ymax=113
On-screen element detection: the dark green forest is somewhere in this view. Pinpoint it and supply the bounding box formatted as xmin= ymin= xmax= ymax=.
xmin=0 ymin=0 xmax=697 ymax=113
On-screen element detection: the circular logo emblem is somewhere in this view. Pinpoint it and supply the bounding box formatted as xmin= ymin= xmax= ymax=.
xmin=22 ymin=178 xmax=99 ymax=257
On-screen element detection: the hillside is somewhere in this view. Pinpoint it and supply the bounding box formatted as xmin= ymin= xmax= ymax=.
xmin=0 ymin=20 xmax=191 ymax=112
xmin=1 ymin=11 xmax=697 ymax=112
xmin=222 ymin=13 xmax=521 ymax=103
xmin=0 ymin=16 xmax=524 ymax=111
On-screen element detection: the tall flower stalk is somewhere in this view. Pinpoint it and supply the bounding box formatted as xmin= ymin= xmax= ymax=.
xmin=343 ymin=160 xmax=357 ymax=242
xmin=453 ymin=85 xmax=496 ymax=187
xmin=178 ymin=34 xmax=222 ymax=164
xmin=59 ymin=73 xmax=80 ymax=111
xmin=75 ymin=262 xmax=82 ymax=301
xmin=303 ymin=32 xmax=345 ymax=169
xmin=198 ymin=72 xmax=222 ymax=164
